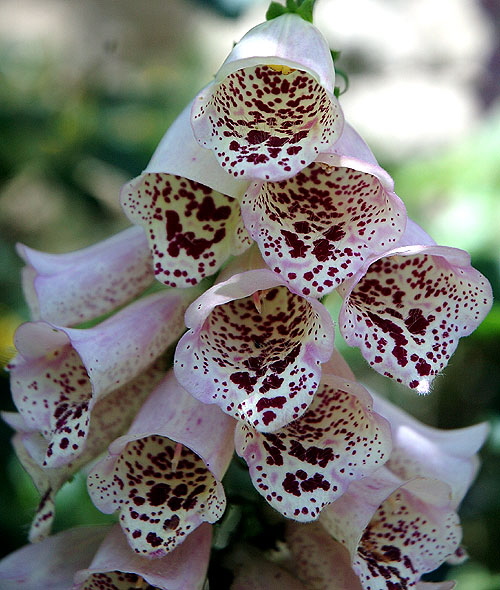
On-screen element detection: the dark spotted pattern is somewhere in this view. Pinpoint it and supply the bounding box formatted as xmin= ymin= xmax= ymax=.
xmin=11 ymin=342 xmax=92 ymax=468
xmin=242 ymin=162 xmax=405 ymax=297
xmin=340 ymin=252 xmax=492 ymax=392
xmin=87 ymin=435 xmax=224 ymax=557
xmin=175 ymin=286 xmax=333 ymax=432
xmin=236 ymin=379 xmax=391 ymax=521
xmin=121 ymin=173 xmax=252 ymax=288
xmin=192 ymin=65 xmax=341 ymax=181
xmin=354 ymin=486 xmax=460 ymax=590
xmin=83 ymin=572 xmax=156 ymax=590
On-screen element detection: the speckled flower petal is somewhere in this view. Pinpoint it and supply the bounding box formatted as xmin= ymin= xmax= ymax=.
xmin=191 ymin=14 xmax=343 ymax=181
xmin=3 ymin=360 xmax=166 ymax=542
xmin=17 ymin=226 xmax=154 ymax=326
xmin=339 ymin=241 xmax=493 ymax=392
xmin=372 ymin=392 xmax=488 ymax=507
xmin=235 ymin=374 xmax=391 ymax=521
xmin=88 ymin=372 xmax=234 ymax=558
xmin=120 ymin=102 xmax=251 ymax=289
xmin=0 ymin=526 xmax=110 ymax=590
xmin=321 ymin=471 xmax=461 ymax=590
xmin=241 ymin=157 xmax=406 ymax=298
xmin=9 ymin=288 xmax=196 ymax=468
xmin=73 ymin=523 xmax=212 ymax=590
xmin=175 ymin=268 xmax=334 ymax=432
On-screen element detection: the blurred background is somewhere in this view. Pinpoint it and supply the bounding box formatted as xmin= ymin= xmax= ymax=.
xmin=0 ymin=0 xmax=499 ymax=587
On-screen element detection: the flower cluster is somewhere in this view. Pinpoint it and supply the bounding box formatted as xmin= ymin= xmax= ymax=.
xmin=0 ymin=8 xmax=493 ymax=590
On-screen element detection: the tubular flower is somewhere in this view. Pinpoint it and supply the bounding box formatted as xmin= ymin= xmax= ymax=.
xmin=17 ymin=225 xmax=154 ymax=326
xmin=0 ymin=523 xmax=212 ymax=590
xmin=8 ymin=288 xmax=198 ymax=468
xmin=174 ymin=266 xmax=334 ymax=432
xmin=286 ymin=520 xmax=456 ymax=590
xmin=372 ymin=392 xmax=489 ymax=507
xmin=241 ymin=123 xmax=407 ymax=297
xmin=87 ymin=371 xmax=235 ymax=558
xmin=191 ymin=13 xmax=343 ymax=181
xmin=320 ymin=468 xmax=462 ymax=590
xmin=2 ymin=358 xmax=166 ymax=542
xmin=338 ymin=220 xmax=493 ymax=392
xmin=235 ymin=373 xmax=392 ymax=521
xmin=121 ymin=102 xmax=252 ymax=288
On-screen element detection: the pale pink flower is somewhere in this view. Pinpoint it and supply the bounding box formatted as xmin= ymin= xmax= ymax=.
xmin=87 ymin=371 xmax=235 ymax=557
xmin=174 ymin=265 xmax=334 ymax=432
xmin=241 ymin=123 xmax=407 ymax=297
xmin=121 ymin=102 xmax=252 ymax=288
xmin=338 ymin=220 xmax=493 ymax=392
xmin=9 ymin=288 xmax=198 ymax=468
xmin=191 ymin=14 xmax=343 ymax=181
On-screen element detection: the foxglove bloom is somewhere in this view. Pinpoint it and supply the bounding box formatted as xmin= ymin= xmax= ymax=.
xmin=320 ymin=469 xmax=462 ymax=590
xmin=286 ymin=520 xmax=456 ymax=590
xmin=0 ymin=523 xmax=212 ymax=590
xmin=191 ymin=13 xmax=343 ymax=181
xmin=2 ymin=358 xmax=166 ymax=541
xmin=9 ymin=288 xmax=197 ymax=468
xmin=174 ymin=265 xmax=334 ymax=432
xmin=241 ymin=123 xmax=407 ymax=297
xmin=235 ymin=372 xmax=391 ymax=520
xmin=372 ymin=391 xmax=489 ymax=507
xmin=88 ymin=371 xmax=235 ymax=557
xmin=18 ymin=225 xmax=154 ymax=326
xmin=338 ymin=220 xmax=493 ymax=391
xmin=121 ymin=102 xmax=252 ymax=288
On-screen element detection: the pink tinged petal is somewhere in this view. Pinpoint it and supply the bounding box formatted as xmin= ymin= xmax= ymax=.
xmin=241 ymin=160 xmax=406 ymax=298
xmin=192 ymin=14 xmax=343 ymax=182
xmin=286 ymin=521 xmax=363 ymax=590
xmin=0 ymin=526 xmax=110 ymax=590
xmin=121 ymin=173 xmax=252 ymax=288
xmin=73 ymin=523 xmax=212 ymax=590
xmin=322 ymin=473 xmax=462 ymax=590
xmin=9 ymin=289 xmax=196 ymax=468
xmin=87 ymin=372 xmax=234 ymax=558
xmin=17 ymin=226 xmax=154 ymax=326
xmin=372 ymin=392 xmax=489 ymax=508
xmin=227 ymin=545 xmax=308 ymax=590
xmin=339 ymin=245 xmax=493 ymax=392
xmin=175 ymin=268 xmax=334 ymax=432
xmin=235 ymin=375 xmax=391 ymax=521
xmin=416 ymin=583 xmax=456 ymax=590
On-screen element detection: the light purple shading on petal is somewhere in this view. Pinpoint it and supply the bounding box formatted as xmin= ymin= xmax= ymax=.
xmin=321 ymin=471 xmax=461 ymax=590
xmin=73 ymin=523 xmax=212 ymax=590
xmin=372 ymin=392 xmax=489 ymax=507
xmin=9 ymin=288 xmax=196 ymax=468
xmin=191 ymin=14 xmax=343 ymax=181
xmin=175 ymin=268 xmax=334 ymax=432
xmin=87 ymin=372 xmax=234 ymax=558
xmin=227 ymin=544 xmax=308 ymax=590
xmin=0 ymin=526 xmax=110 ymax=590
xmin=339 ymin=244 xmax=493 ymax=392
xmin=120 ymin=102 xmax=252 ymax=288
xmin=241 ymin=158 xmax=406 ymax=298
xmin=286 ymin=521 xmax=363 ymax=590
xmin=235 ymin=374 xmax=391 ymax=521
xmin=17 ymin=226 xmax=154 ymax=326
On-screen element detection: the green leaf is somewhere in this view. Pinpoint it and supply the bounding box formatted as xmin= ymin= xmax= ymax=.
xmin=266 ymin=1 xmax=287 ymax=20
xmin=296 ymin=0 xmax=316 ymax=22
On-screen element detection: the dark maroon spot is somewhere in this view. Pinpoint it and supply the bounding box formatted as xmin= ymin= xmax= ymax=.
xmin=404 ymin=308 xmax=434 ymax=335
xmin=146 ymin=532 xmax=163 ymax=547
xmin=147 ymin=483 xmax=171 ymax=506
